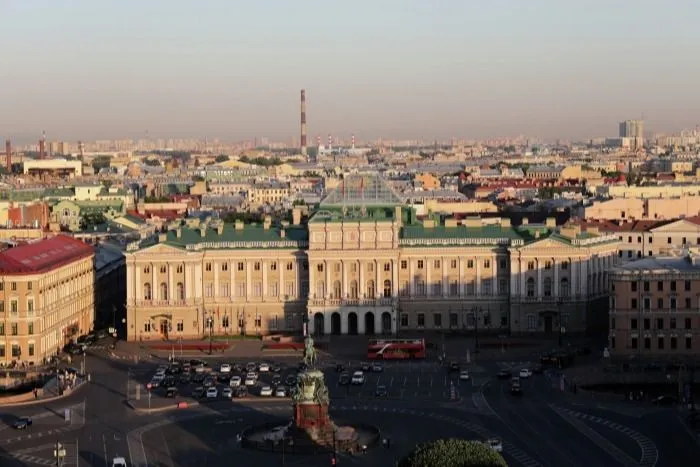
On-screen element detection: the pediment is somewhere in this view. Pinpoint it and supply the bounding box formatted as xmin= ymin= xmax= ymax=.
xmin=140 ymin=243 xmax=185 ymax=255
xmin=518 ymin=237 xmax=575 ymax=251
xmin=649 ymin=219 xmax=700 ymax=233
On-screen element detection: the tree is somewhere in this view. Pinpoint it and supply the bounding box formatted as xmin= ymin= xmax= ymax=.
xmin=398 ymin=439 xmax=507 ymax=467
xmin=144 ymin=158 xmax=160 ymax=167
xmin=215 ymin=154 xmax=229 ymax=163
xmin=92 ymin=155 xmax=112 ymax=172
xmin=79 ymin=212 xmax=106 ymax=231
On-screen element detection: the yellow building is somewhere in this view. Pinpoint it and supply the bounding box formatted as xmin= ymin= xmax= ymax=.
xmin=0 ymin=235 xmax=95 ymax=364
xmin=124 ymin=174 xmax=619 ymax=341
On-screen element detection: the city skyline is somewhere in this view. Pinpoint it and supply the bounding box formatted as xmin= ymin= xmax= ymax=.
xmin=2 ymin=0 xmax=700 ymax=142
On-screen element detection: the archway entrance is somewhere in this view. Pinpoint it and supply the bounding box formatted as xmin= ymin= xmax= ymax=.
xmin=544 ymin=316 xmax=553 ymax=334
xmin=348 ymin=312 xmax=358 ymax=335
xmin=381 ymin=312 xmax=392 ymax=335
xmin=331 ymin=312 xmax=341 ymax=335
xmin=314 ymin=312 xmax=325 ymax=335
xmin=365 ymin=312 xmax=375 ymax=335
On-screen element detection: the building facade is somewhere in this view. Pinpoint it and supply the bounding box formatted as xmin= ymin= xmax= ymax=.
xmin=124 ymin=174 xmax=619 ymax=341
xmin=0 ymin=235 xmax=95 ymax=365
xmin=608 ymin=253 xmax=700 ymax=358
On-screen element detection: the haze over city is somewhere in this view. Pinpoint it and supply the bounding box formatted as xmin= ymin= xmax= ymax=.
xmin=2 ymin=0 xmax=700 ymax=142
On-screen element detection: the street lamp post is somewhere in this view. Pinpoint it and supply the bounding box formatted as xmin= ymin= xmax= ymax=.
xmin=473 ymin=306 xmax=480 ymax=354
xmin=557 ymin=297 xmax=564 ymax=347
xmin=207 ymin=314 xmax=214 ymax=355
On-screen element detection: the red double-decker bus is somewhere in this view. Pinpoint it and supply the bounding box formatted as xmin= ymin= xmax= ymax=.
xmin=367 ymin=338 xmax=426 ymax=360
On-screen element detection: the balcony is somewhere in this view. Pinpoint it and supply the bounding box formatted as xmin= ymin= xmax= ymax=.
xmin=307 ymin=297 xmax=397 ymax=308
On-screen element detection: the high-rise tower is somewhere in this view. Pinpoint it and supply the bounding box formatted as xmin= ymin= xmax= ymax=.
xmin=300 ymin=89 xmax=307 ymax=157
xmin=5 ymin=140 xmax=11 ymax=172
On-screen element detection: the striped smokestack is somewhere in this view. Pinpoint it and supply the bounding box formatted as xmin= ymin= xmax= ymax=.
xmin=351 ymin=134 xmax=355 ymax=149
xmin=327 ymin=133 xmax=332 ymax=150
xmin=5 ymin=140 xmax=11 ymax=172
xmin=300 ymin=89 xmax=307 ymax=156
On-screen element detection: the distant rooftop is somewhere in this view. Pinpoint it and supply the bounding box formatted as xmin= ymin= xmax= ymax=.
xmin=0 ymin=235 xmax=93 ymax=274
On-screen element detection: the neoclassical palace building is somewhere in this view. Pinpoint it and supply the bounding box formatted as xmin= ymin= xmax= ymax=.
xmin=124 ymin=174 xmax=619 ymax=341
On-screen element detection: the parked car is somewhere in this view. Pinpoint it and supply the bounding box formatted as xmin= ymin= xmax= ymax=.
xmin=230 ymin=376 xmax=242 ymax=387
xmin=486 ymin=438 xmax=503 ymax=453
xmin=206 ymin=387 xmax=218 ymax=399
xmin=519 ymin=368 xmax=532 ymax=378
xmin=220 ymin=363 xmax=232 ymax=374
xmin=449 ymin=362 xmax=460 ymax=372
xmin=275 ymin=386 xmax=287 ymax=397
xmin=375 ymin=385 xmax=388 ymax=397
xmin=497 ymin=369 xmax=511 ymax=379
xmin=339 ymin=373 xmax=350 ymax=386
xmin=459 ymin=370 xmax=470 ymax=381
xmin=165 ymin=387 xmax=178 ymax=398
xmin=222 ymin=387 xmax=233 ymax=399
xmin=192 ymin=387 xmax=205 ymax=399
xmin=511 ymin=383 xmax=522 ymax=396
xmin=258 ymin=363 xmax=270 ymax=372
xmin=112 ymin=457 xmax=128 ymax=467
xmin=351 ymin=371 xmax=365 ymax=385
xmin=260 ymin=386 xmax=273 ymax=397
xmin=371 ymin=363 xmax=383 ymax=373
xmin=336 ymin=364 xmax=346 ymax=372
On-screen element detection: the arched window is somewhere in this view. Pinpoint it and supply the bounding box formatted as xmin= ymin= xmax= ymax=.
xmin=560 ymin=278 xmax=570 ymax=297
xmin=543 ymin=277 xmax=552 ymax=297
xmin=177 ymin=282 xmax=185 ymax=301
xmin=366 ymin=280 xmax=375 ymax=298
xmin=316 ymin=281 xmax=325 ymax=299
xmin=160 ymin=282 xmax=168 ymax=301
xmin=349 ymin=280 xmax=358 ymax=299
xmin=526 ymin=278 xmax=535 ymax=297
xmin=383 ymin=280 xmax=392 ymax=298
xmin=332 ymin=280 xmax=341 ymax=299
xmin=144 ymin=283 xmax=152 ymax=300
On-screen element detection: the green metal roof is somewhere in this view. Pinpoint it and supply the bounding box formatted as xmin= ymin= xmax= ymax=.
xmin=43 ymin=188 xmax=75 ymax=198
xmin=401 ymin=224 xmax=524 ymax=244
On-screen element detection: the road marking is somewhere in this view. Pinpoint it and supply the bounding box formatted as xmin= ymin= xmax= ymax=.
xmin=389 ymin=376 xmax=394 ymax=387
xmin=402 ymin=376 xmax=407 ymax=387
xmin=430 ymin=376 xmax=433 ymax=388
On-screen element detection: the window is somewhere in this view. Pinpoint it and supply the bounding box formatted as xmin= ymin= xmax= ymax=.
xmin=417 ymin=260 xmax=424 ymax=269
xmin=317 ymin=263 xmax=324 ymax=273
xmin=658 ymin=337 xmax=664 ymax=350
xmin=671 ymin=281 xmax=677 ymax=292
xmin=332 ymin=281 xmax=341 ymax=299
xmin=499 ymin=279 xmax=508 ymax=295
xmin=671 ymin=337 xmax=677 ymax=349
xmin=482 ymin=279 xmax=491 ymax=295
xmin=500 ymin=259 xmax=507 ymax=269
xmin=268 ymin=282 xmax=279 ymax=297
xmin=685 ymin=280 xmax=691 ymax=291
xmin=467 ymin=260 xmax=474 ymax=268
xmin=254 ymin=262 xmax=261 ymax=271
xmin=286 ymin=262 xmax=294 ymax=271
xmin=449 ymin=313 xmax=458 ymax=328
xmin=400 ymin=260 xmax=408 ymax=270
xmin=177 ymin=282 xmax=185 ymax=300
xmin=316 ymin=281 xmax=325 ymax=299
xmin=383 ymin=280 xmax=392 ymax=298
xmin=527 ymin=314 xmax=536 ymax=331
xmin=11 ymin=282 xmax=16 ymax=291
xmin=644 ymin=338 xmax=651 ymax=350
xmin=685 ymin=318 xmax=692 ymax=329
xmin=450 ymin=281 xmax=459 ymax=296
xmin=158 ymin=265 xmax=166 ymax=274
xmin=368 ymin=263 xmax=374 ymax=272
xmin=431 ymin=282 xmax=441 ymax=296
xmin=270 ymin=262 xmax=277 ymax=271
xmin=611 ymin=318 xmax=616 ymax=329
xmin=544 ymin=261 xmax=552 ymax=270
xmin=433 ymin=260 xmax=440 ymax=269
xmin=160 ymin=282 xmax=168 ymax=300
xmin=560 ymin=278 xmax=569 ymax=297
xmin=11 ymin=323 xmax=17 ymax=335
xmin=670 ymin=298 xmax=677 ymax=310
xmin=205 ymin=283 xmax=213 ymax=297
xmin=631 ymin=282 xmax=637 ymax=292
xmin=237 ymin=283 xmax=246 ymax=298
xmin=631 ymin=338 xmax=638 ymax=349
xmin=253 ymin=282 xmax=262 ymax=297
xmin=0 ymin=345 xmax=4 ymax=357
xmin=303 ymin=261 xmax=309 ymax=270
xmin=484 ymin=260 xmax=490 ymax=268
xmin=657 ymin=281 xmax=663 ymax=291
xmin=656 ymin=318 xmax=663 ymax=330
xmin=144 ymin=283 xmax=151 ymax=300
xmin=450 ymin=259 xmax=457 ymax=269
xmin=686 ymin=337 xmax=692 ymax=350
xmin=687 ymin=298 xmax=692 ymax=309
xmin=631 ymin=298 xmax=638 ymax=309
xmin=643 ymin=281 xmax=649 ymax=292
xmin=384 ymin=262 xmax=391 ymax=272
xmin=10 ymin=300 xmax=17 ymax=314
xmin=27 ymin=282 xmax=32 ymax=291
xmin=144 ymin=322 xmax=152 ymax=332
xmin=630 ymin=318 xmax=638 ymax=330
xmin=670 ymin=318 xmax=677 ymax=329
xmin=237 ymin=262 xmax=244 ymax=271
xmin=643 ymin=318 xmax=650 ymax=330
xmin=668 ymin=236 xmax=672 ymax=244
xmin=11 ymin=344 xmax=20 ymax=357
xmin=526 ymin=278 xmax=535 ymax=297
xmin=28 ymin=323 xmax=34 ymax=335
xmin=416 ymin=280 xmax=426 ymax=296
xmin=349 ymin=280 xmax=358 ymax=299
xmin=417 ymin=313 xmax=425 ymax=327
xmin=285 ymin=281 xmax=295 ymax=298
xmin=543 ymin=277 xmax=552 ymax=297
xmin=367 ymin=280 xmax=375 ymax=298
xmin=643 ymin=298 xmax=650 ymax=310
xmin=0 ymin=323 xmax=3 ymax=335
xmin=144 ymin=266 xmax=150 ymax=274
xmin=611 ymin=337 xmax=615 ymax=349
xmin=176 ymin=321 xmax=184 ymax=332
xmin=400 ymin=313 xmax=408 ymax=327
xmin=205 ymin=263 xmax=212 ymax=272
xmin=220 ymin=283 xmax=229 ymax=297
xmin=334 ymin=263 xmax=341 ymax=273
xmin=222 ymin=263 xmax=228 ymax=272
xmin=657 ymin=298 xmax=663 ymax=310
xmin=27 ymin=300 xmax=34 ymax=313
xmin=527 ymin=261 xmax=535 ymax=271
xmin=433 ymin=313 xmax=442 ymax=328
xmin=399 ymin=281 xmax=409 ymax=296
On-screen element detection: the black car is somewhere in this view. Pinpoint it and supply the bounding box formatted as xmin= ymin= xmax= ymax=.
xmin=497 ymin=369 xmax=511 ymax=379
xmin=336 ymin=364 xmax=346 ymax=372
xmin=375 ymin=385 xmax=388 ymax=397
xmin=652 ymin=395 xmax=677 ymax=406
xmin=361 ymin=363 xmax=371 ymax=372
xmin=510 ymin=383 xmax=522 ymax=396
xmin=339 ymin=374 xmax=350 ymax=386
xmin=448 ymin=362 xmax=460 ymax=372
xmin=532 ymin=364 xmax=544 ymax=374
xmin=192 ymin=373 xmax=205 ymax=383
xmin=285 ymin=375 xmax=297 ymax=386
xmin=218 ymin=374 xmax=231 ymax=383
xmin=179 ymin=374 xmax=191 ymax=384
xmin=192 ymin=387 xmax=205 ymax=399
xmin=234 ymin=387 xmax=248 ymax=398
xmin=272 ymin=375 xmax=282 ymax=386
xmin=165 ymin=387 xmax=178 ymax=398
xmin=12 ymin=418 xmax=32 ymax=430
xmin=272 ymin=365 xmax=282 ymax=373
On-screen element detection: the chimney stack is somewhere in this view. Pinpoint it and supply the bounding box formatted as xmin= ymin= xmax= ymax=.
xmin=78 ymin=140 xmax=84 ymax=158
xmin=39 ymin=134 xmax=46 ymax=160
xmin=300 ymin=89 xmax=307 ymax=157
xmin=351 ymin=134 xmax=355 ymax=150
xmin=327 ymin=134 xmax=332 ymax=151
xmin=5 ymin=140 xmax=10 ymax=173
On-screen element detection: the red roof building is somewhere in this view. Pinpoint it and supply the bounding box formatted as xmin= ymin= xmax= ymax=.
xmin=0 ymin=235 xmax=94 ymax=275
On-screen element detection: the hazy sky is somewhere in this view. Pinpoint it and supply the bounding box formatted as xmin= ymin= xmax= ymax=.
xmin=2 ymin=0 xmax=699 ymax=143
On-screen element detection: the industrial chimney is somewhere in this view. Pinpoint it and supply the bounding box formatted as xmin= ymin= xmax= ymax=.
xmin=5 ymin=140 xmax=11 ymax=172
xmin=351 ymin=134 xmax=355 ymax=150
xmin=39 ymin=131 xmax=46 ymax=159
xmin=327 ymin=134 xmax=332 ymax=151
xmin=300 ymin=89 xmax=307 ymax=157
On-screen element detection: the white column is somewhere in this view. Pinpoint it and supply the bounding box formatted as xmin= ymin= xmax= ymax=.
xmin=341 ymin=312 xmax=348 ymax=335
xmin=359 ymin=261 xmax=365 ymax=298
xmin=214 ymin=263 xmax=219 ymax=298
xmin=458 ymin=258 xmax=464 ymax=297
xmin=376 ymin=259 xmax=381 ymax=299
xmin=278 ymin=260 xmax=283 ymax=301
xmin=151 ymin=265 xmax=156 ymax=299
xmin=580 ymin=260 xmax=588 ymax=295
xmin=194 ymin=263 xmax=203 ymax=298
xmin=426 ymin=259 xmax=432 ymax=296
xmin=492 ymin=256 xmax=498 ymax=296
xmin=324 ymin=310 xmax=332 ymax=334
xmin=133 ymin=264 xmax=139 ymax=301
xmin=375 ymin=311 xmax=382 ymax=334
xmin=475 ymin=258 xmax=481 ymax=296
xmin=230 ymin=261 xmax=235 ymax=301
xmin=358 ymin=311 xmax=366 ymax=334
xmin=392 ymin=260 xmax=398 ymax=297
xmin=168 ymin=265 xmax=174 ymax=303
xmin=245 ymin=261 xmax=252 ymax=300
xmin=309 ymin=259 xmax=315 ymax=298
xmin=342 ymin=261 xmax=348 ymax=299
xmin=537 ymin=260 xmax=543 ymax=297
xmin=441 ymin=257 xmax=447 ymax=297
xmin=262 ymin=260 xmax=268 ymax=298
xmin=308 ymin=312 xmax=315 ymax=334
xmin=570 ymin=257 xmax=576 ymax=296
xmin=519 ymin=259 xmax=526 ymax=297
xmin=553 ymin=259 xmax=559 ymax=297
xmin=325 ymin=261 xmax=331 ymax=298
xmin=391 ymin=312 xmax=397 ymax=334
xmin=409 ymin=260 xmax=415 ymax=296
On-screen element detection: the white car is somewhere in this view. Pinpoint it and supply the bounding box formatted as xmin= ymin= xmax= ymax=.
xmin=459 ymin=370 xmax=470 ymax=381
xmin=222 ymin=387 xmax=233 ymax=398
xmin=275 ymin=386 xmax=287 ymax=397
xmin=229 ymin=376 xmax=242 ymax=387
xmin=258 ymin=363 xmax=270 ymax=372
xmin=246 ymin=371 xmax=257 ymax=380
xmin=206 ymin=387 xmax=218 ymax=399
xmin=260 ymin=385 xmax=273 ymax=396
xmin=351 ymin=371 xmax=365 ymax=385
xmin=220 ymin=363 xmax=232 ymax=374
xmin=112 ymin=457 xmax=128 ymax=467
xmin=487 ymin=438 xmax=503 ymax=453
xmin=245 ymin=376 xmax=256 ymax=386
xmin=519 ymin=368 xmax=532 ymax=378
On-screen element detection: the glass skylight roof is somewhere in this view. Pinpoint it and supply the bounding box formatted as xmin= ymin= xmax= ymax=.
xmin=320 ymin=173 xmax=404 ymax=206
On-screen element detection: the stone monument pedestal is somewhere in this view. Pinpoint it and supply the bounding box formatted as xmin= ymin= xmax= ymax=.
xmin=294 ymin=402 xmax=332 ymax=430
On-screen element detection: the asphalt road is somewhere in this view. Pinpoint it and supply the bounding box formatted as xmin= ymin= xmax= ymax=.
xmin=1 ymin=343 xmax=700 ymax=467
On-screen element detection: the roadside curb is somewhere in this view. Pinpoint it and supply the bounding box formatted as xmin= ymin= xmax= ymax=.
xmin=1 ymin=380 xmax=87 ymax=408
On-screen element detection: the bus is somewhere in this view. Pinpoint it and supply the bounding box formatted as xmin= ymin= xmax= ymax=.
xmin=367 ymin=338 xmax=426 ymax=360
